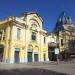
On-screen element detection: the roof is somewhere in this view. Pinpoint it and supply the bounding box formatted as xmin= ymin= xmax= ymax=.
xmin=54 ymin=11 xmax=73 ymax=33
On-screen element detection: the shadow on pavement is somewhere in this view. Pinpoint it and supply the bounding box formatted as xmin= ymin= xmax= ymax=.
xmin=0 ymin=68 xmax=68 ymax=75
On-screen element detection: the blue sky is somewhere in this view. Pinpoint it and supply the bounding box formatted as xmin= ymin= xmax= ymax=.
xmin=0 ymin=0 xmax=75 ymax=32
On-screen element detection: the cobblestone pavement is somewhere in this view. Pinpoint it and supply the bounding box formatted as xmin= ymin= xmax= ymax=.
xmin=0 ymin=62 xmax=75 ymax=75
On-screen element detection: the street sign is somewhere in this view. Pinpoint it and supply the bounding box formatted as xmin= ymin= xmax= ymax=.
xmin=54 ymin=48 xmax=60 ymax=54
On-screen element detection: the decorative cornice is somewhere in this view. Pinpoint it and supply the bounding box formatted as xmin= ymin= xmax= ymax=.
xmin=24 ymin=11 xmax=43 ymax=22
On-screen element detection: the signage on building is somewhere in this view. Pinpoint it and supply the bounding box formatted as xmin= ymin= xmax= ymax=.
xmin=54 ymin=48 xmax=60 ymax=54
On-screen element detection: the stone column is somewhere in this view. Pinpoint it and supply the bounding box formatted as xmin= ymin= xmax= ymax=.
xmin=32 ymin=51 xmax=34 ymax=62
xmin=3 ymin=25 xmax=11 ymax=63
xmin=20 ymin=48 xmax=25 ymax=63
xmin=24 ymin=46 xmax=28 ymax=63
xmin=46 ymin=50 xmax=49 ymax=62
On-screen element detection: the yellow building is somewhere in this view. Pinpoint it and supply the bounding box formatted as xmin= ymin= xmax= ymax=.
xmin=54 ymin=11 xmax=75 ymax=60
xmin=0 ymin=12 xmax=50 ymax=63
xmin=58 ymin=24 xmax=75 ymax=60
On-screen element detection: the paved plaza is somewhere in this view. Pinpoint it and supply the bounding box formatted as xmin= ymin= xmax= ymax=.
xmin=0 ymin=62 xmax=75 ymax=75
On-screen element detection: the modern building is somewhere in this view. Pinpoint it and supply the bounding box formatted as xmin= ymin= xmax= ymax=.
xmin=54 ymin=11 xmax=75 ymax=60
xmin=0 ymin=12 xmax=50 ymax=63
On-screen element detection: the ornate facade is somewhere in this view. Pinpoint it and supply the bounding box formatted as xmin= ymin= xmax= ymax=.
xmin=54 ymin=11 xmax=75 ymax=60
xmin=0 ymin=12 xmax=50 ymax=63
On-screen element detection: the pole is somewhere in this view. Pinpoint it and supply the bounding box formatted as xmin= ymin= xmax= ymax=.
xmin=56 ymin=54 xmax=60 ymax=64
xmin=55 ymin=33 xmax=60 ymax=64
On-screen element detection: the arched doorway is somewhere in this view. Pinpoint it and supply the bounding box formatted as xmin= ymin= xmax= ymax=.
xmin=34 ymin=46 xmax=39 ymax=62
xmin=14 ymin=48 xmax=20 ymax=63
xmin=27 ymin=45 xmax=33 ymax=62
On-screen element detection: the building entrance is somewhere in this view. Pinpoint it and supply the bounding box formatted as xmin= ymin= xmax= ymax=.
xmin=0 ymin=45 xmax=4 ymax=62
xmin=14 ymin=51 xmax=19 ymax=63
xmin=34 ymin=54 xmax=38 ymax=62
xmin=14 ymin=48 xmax=20 ymax=63
xmin=28 ymin=52 xmax=32 ymax=62
xmin=50 ymin=52 xmax=56 ymax=61
xmin=0 ymin=47 xmax=4 ymax=62
xmin=48 ymin=46 xmax=56 ymax=61
xmin=43 ymin=54 xmax=46 ymax=62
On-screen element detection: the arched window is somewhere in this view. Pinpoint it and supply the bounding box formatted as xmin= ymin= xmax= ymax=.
xmin=31 ymin=32 xmax=36 ymax=41
xmin=31 ymin=24 xmax=37 ymax=30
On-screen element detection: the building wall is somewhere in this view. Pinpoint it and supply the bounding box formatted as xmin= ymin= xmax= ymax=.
xmin=0 ymin=12 xmax=50 ymax=63
xmin=59 ymin=24 xmax=75 ymax=53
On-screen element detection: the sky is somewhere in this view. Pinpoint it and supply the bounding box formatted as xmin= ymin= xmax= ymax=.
xmin=0 ymin=0 xmax=75 ymax=32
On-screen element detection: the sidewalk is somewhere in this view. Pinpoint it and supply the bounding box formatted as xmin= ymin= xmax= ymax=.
xmin=0 ymin=62 xmax=75 ymax=75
